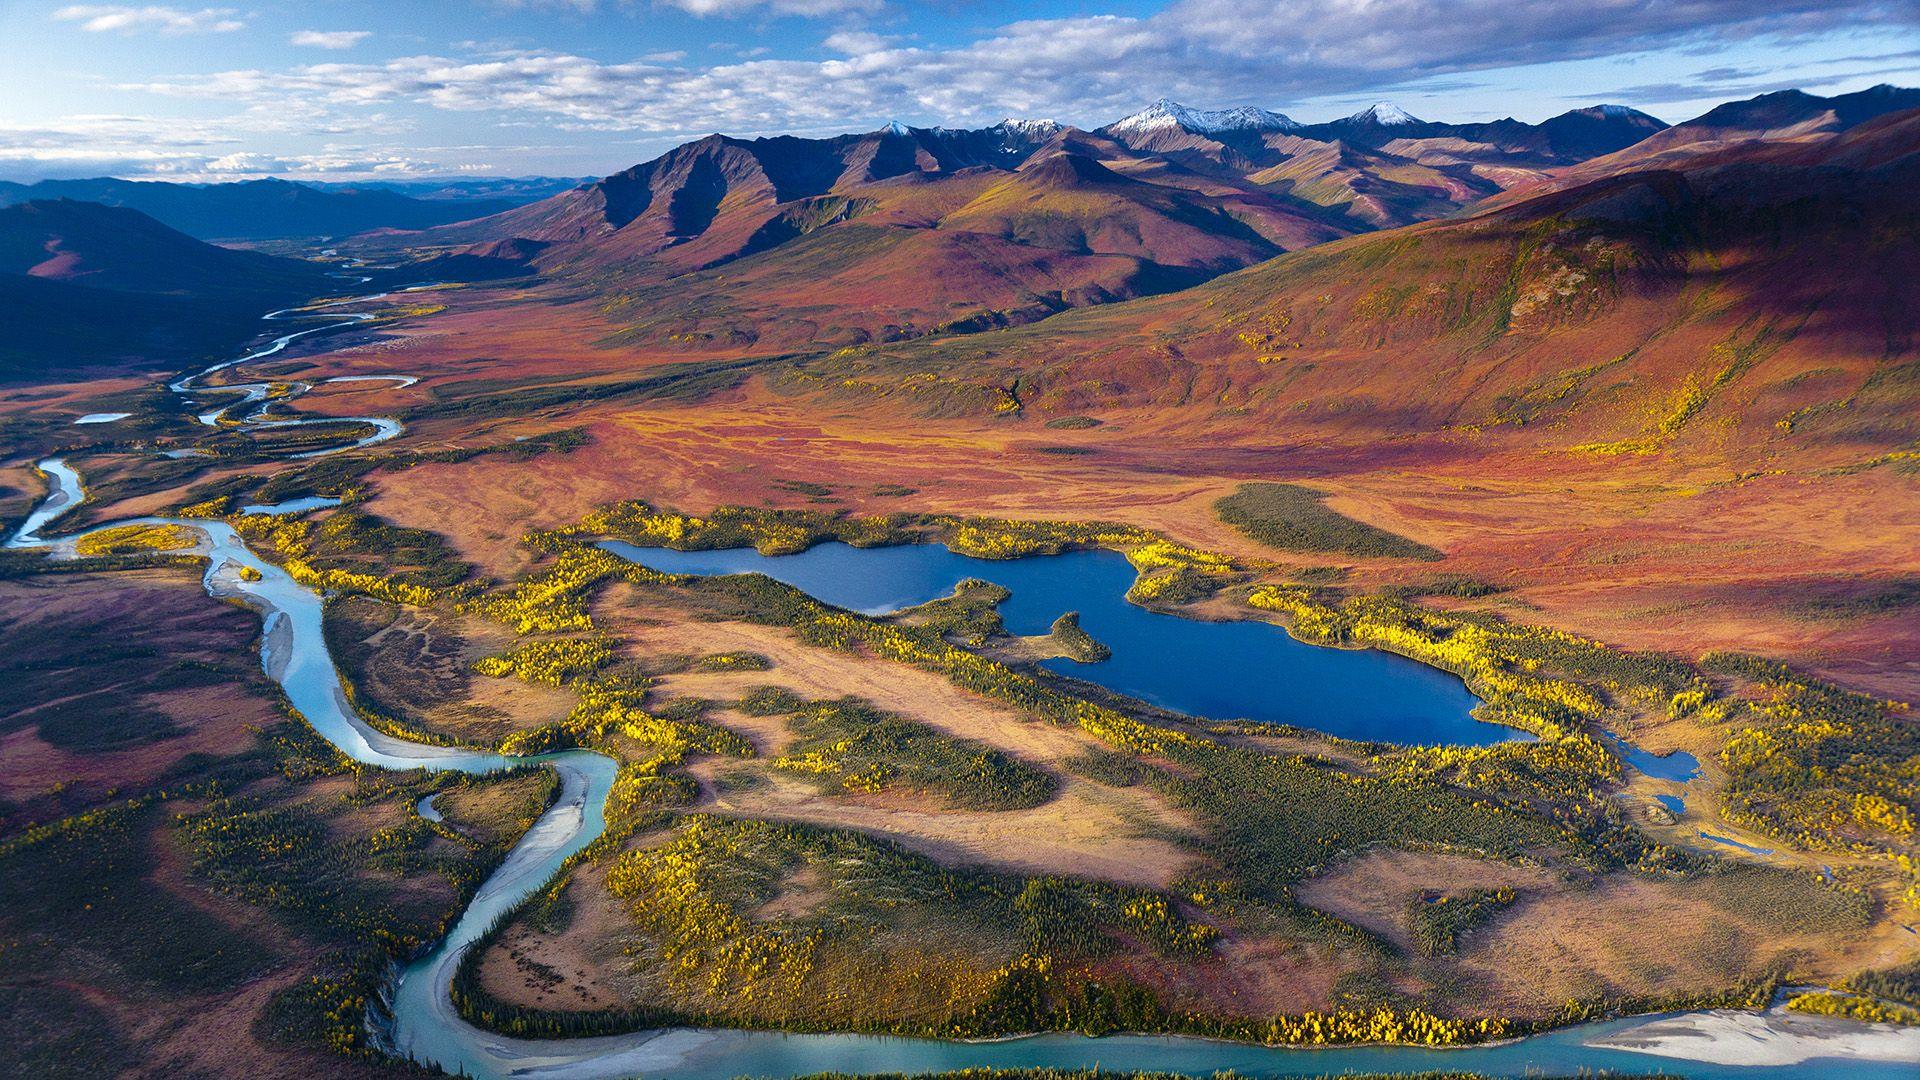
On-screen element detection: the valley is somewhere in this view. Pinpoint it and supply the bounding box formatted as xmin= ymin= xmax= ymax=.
xmin=1 ymin=76 xmax=1917 ymax=1080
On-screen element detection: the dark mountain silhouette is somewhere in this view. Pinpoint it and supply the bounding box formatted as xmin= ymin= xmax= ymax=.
xmin=0 ymin=176 xmax=526 ymax=240
xmin=0 ymin=200 xmax=333 ymax=378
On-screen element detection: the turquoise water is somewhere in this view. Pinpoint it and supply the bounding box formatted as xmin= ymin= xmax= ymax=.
xmin=600 ymin=540 xmax=1518 ymax=746
xmin=16 ymin=463 xmax=1917 ymax=1078
xmin=1599 ymin=731 xmax=1702 ymax=782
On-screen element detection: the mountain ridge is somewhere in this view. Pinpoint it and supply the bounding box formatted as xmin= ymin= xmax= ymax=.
xmin=804 ymin=104 xmax=1920 ymax=455
xmin=0 ymin=176 xmax=545 ymax=241
xmin=0 ymin=199 xmax=338 ymax=378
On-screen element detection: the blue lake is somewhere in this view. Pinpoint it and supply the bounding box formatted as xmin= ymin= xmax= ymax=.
xmin=601 ymin=540 xmax=1521 ymax=747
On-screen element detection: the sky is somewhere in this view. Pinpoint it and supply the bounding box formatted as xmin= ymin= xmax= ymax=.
xmin=1 ymin=0 xmax=1916 ymax=183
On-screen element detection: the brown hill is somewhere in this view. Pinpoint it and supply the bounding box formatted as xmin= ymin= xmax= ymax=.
xmin=0 ymin=200 xmax=335 ymax=379
xmin=345 ymin=90 xmax=1907 ymax=356
xmin=803 ymin=108 xmax=1920 ymax=459
xmin=1097 ymin=102 xmax=1668 ymax=230
xmin=1244 ymin=137 xmax=1501 ymax=228
xmin=1487 ymin=85 xmax=1920 ymax=208
xmin=0 ymin=199 xmax=326 ymax=300
xmin=375 ymin=125 xmax=1350 ymax=350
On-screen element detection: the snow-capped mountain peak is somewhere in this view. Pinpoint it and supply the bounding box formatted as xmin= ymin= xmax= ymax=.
xmin=884 ymin=120 xmax=915 ymax=136
xmin=993 ymin=117 xmax=1064 ymax=141
xmin=1109 ymin=98 xmax=1298 ymax=136
xmin=1348 ymin=102 xmax=1421 ymax=126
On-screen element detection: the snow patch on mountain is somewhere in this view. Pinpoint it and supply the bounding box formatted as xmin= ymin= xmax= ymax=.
xmin=993 ymin=118 xmax=1065 ymax=141
xmin=1109 ymin=99 xmax=1298 ymax=136
xmin=1347 ymin=102 xmax=1421 ymax=126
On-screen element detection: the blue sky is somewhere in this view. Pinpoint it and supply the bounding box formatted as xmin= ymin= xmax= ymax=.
xmin=1 ymin=0 xmax=1915 ymax=182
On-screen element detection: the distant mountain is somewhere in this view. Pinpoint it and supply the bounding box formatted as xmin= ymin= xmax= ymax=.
xmin=1677 ymin=83 xmax=1920 ymax=136
xmin=828 ymin=106 xmax=1920 ymax=453
xmin=1093 ymin=97 xmax=1667 ymax=228
xmin=0 ymin=176 xmax=523 ymax=241
xmin=1108 ymin=100 xmax=1300 ymax=138
xmin=1537 ymin=105 xmax=1671 ymax=158
xmin=0 ymin=200 xmax=333 ymax=378
xmin=1291 ymin=102 xmax=1666 ymax=158
xmin=1242 ymin=136 xmax=1503 ymax=228
xmin=361 ymin=120 xmax=1347 ymax=350
xmin=1489 ymin=84 xmax=1920 ymax=203
xmin=338 ymin=86 xmax=1909 ymax=355
xmin=1336 ymin=102 xmax=1424 ymax=127
xmin=304 ymin=177 xmax=589 ymax=202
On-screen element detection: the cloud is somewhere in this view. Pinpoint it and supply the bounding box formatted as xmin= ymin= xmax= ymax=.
xmin=0 ymin=112 xmax=479 ymax=182
xmin=51 ymin=5 xmax=243 ymax=35
xmin=291 ymin=30 xmax=373 ymax=50
xmin=485 ymin=0 xmax=877 ymax=14
xmin=127 ymin=0 xmax=1915 ymax=138
xmin=32 ymin=0 xmax=1916 ymax=181
xmin=822 ymin=30 xmax=888 ymax=55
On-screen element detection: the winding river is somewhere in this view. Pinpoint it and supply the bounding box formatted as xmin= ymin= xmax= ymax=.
xmin=169 ymin=282 xmax=440 ymax=456
xmin=7 ymin=290 xmax=1918 ymax=1077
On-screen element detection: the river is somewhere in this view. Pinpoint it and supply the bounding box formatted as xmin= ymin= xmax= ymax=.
xmin=5 ymin=287 xmax=1916 ymax=1078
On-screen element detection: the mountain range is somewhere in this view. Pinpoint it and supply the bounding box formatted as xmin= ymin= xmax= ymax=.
xmin=346 ymin=84 xmax=1913 ymax=353
xmin=4 ymin=84 xmax=1914 ymax=382
xmin=0 ymin=176 xmax=547 ymax=242
xmin=812 ymin=103 xmax=1920 ymax=457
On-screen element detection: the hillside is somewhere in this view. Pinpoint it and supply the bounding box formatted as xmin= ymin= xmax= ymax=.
xmin=803 ymin=108 xmax=1920 ymax=462
xmin=1099 ymin=100 xmax=1670 ymax=228
xmin=362 ymin=126 xmax=1351 ymax=349
xmin=1484 ymin=84 xmax=1920 ymax=207
xmin=0 ymin=200 xmax=334 ymax=378
xmin=338 ymin=98 xmax=1692 ymax=352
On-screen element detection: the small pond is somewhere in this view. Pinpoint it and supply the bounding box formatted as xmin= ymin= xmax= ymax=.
xmin=1599 ymin=730 xmax=1701 ymax=782
xmin=602 ymin=540 xmax=1520 ymax=747
xmin=1701 ymin=832 xmax=1776 ymax=857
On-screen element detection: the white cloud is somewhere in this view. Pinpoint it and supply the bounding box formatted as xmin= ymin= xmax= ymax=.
xmin=51 ymin=4 xmax=243 ymax=35
xmin=0 ymin=133 xmax=471 ymax=183
xmin=0 ymin=109 xmax=443 ymax=182
xmin=822 ymin=30 xmax=888 ymax=55
xmin=122 ymin=0 xmax=1911 ymax=139
xmin=291 ymin=30 xmax=373 ymax=50
xmin=25 ymin=0 xmax=1916 ymax=181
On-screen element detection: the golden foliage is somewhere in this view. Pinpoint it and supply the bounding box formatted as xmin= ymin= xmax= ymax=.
xmin=74 ymin=523 xmax=197 ymax=556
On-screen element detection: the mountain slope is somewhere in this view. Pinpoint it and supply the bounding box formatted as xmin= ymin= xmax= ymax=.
xmin=802 ymin=109 xmax=1920 ymax=457
xmin=1489 ymin=85 xmax=1920 ymax=206
xmin=0 ymin=199 xmax=328 ymax=298
xmin=1095 ymin=99 xmax=1668 ymax=228
xmin=340 ymin=89 xmax=1905 ymax=356
xmin=0 ymin=200 xmax=333 ymax=378
xmin=367 ymin=123 xmax=1351 ymax=350
xmin=585 ymin=147 xmax=1348 ymax=352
